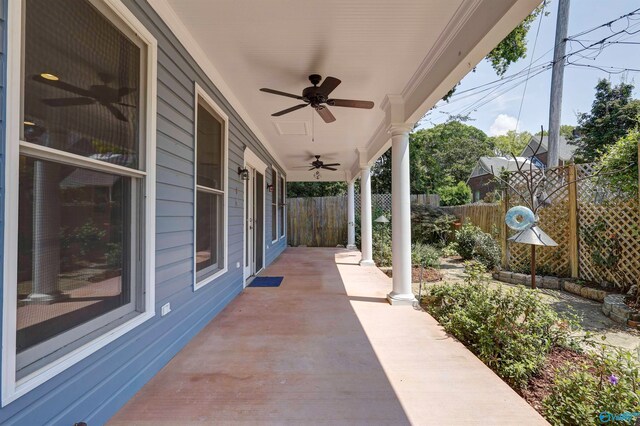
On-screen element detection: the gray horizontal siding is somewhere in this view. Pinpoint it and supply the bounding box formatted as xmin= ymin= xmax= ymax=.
xmin=0 ymin=0 xmax=287 ymax=424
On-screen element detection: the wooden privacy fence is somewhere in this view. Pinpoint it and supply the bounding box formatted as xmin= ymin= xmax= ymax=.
xmin=287 ymin=193 xmax=440 ymax=247
xmin=287 ymin=196 xmax=348 ymax=247
xmin=445 ymin=164 xmax=640 ymax=291
xmin=440 ymin=204 xmax=503 ymax=239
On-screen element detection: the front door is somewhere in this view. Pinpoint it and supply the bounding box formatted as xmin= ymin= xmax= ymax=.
xmin=244 ymin=167 xmax=264 ymax=284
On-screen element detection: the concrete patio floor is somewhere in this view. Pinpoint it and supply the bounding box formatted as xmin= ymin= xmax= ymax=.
xmin=110 ymin=248 xmax=548 ymax=425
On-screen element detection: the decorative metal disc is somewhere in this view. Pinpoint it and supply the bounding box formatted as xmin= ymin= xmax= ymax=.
xmin=505 ymin=206 xmax=535 ymax=231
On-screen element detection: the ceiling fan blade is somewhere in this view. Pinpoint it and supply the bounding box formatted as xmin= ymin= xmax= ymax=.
xmin=105 ymin=104 xmax=128 ymax=121
xmin=328 ymin=99 xmax=374 ymax=109
xmin=316 ymin=106 xmax=336 ymax=123
xmin=33 ymin=75 xmax=94 ymax=97
xmin=260 ymin=88 xmax=304 ymax=100
xmin=271 ymin=103 xmax=308 ymax=117
xmin=118 ymin=87 xmax=136 ymax=98
xmin=318 ymin=76 xmax=341 ymax=96
xmin=308 ymin=167 xmax=317 ymax=171
xmin=42 ymin=97 xmax=95 ymax=107
xmin=321 ymin=166 xmax=338 ymax=171
xmin=321 ymin=163 xmax=341 ymax=167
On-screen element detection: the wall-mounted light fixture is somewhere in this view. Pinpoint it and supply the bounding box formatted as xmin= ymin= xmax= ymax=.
xmin=237 ymin=167 xmax=250 ymax=181
xmin=266 ymin=184 xmax=274 ymax=192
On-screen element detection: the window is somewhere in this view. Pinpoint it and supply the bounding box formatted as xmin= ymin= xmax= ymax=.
xmin=279 ymin=175 xmax=286 ymax=239
xmin=3 ymin=0 xmax=156 ymax=405
xmin=271 ymin=169 xmax=278 ymax=242
xmin=194 ymin=86 xmax=228 ymax=289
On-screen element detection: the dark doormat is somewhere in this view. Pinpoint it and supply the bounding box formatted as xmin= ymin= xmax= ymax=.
xmin=248 ymin=276 xmax=284 ymax=287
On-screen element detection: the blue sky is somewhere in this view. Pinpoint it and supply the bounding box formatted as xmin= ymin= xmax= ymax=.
xmin=419 ymin=1 xmax=640 ymax=136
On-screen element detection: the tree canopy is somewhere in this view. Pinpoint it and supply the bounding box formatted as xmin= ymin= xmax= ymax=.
xmin=443 ymin=3 xmax=547 ymax=100
xmin=490 ymin=130 xmax=533 ymax=156
xmin=571 ymin=79 xmax=640 ymax=162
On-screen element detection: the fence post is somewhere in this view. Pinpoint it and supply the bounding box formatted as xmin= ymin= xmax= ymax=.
xmin=568 ymin=164 xmax=579 ymax=278
xmin=501 ymin=191 xmax=509 ymax=269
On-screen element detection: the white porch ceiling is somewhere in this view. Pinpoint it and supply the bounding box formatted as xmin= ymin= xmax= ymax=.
xmin=152 ymin=0 xmax=541 ymax=181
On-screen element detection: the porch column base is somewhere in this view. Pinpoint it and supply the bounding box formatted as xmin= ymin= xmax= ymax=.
xmin=387 ymin=291 xmax=417 ymax=306
xmin=359 ymin=259 xmax=376 ymax=267
xmin=346 ymin=244 xmax=357 ymax=250
xmin=22 ymin=292 xmax=69 ymax=305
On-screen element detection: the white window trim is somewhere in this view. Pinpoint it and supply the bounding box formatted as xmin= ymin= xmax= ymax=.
xmin=279 ymin=175 xmax=286 ymax=240
xmin=271 ymin=168 xmax=279 ymax=244
xmin=193 ymin=83 xmax=229 ymax=291
xmin=1 ymin=0 xmax=157 ymax=406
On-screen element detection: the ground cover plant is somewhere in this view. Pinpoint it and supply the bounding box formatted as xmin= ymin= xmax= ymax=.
xmin=422 ymin=263 xmax=640 ymax=424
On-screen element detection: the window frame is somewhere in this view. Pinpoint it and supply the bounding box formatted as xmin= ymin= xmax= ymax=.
xmin=192 ymin=83 xmax=229 ymax=291
xmin=2 ymin=0 xmax=157 ymax=406
xmin=271 ymin=168 xmax=278 ymax=244
xmin=279 ymin=175 xmax=286 ymax=240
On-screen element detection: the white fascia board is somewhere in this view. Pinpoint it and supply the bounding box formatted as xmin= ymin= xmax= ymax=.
xmin=147 ymin=0 xmax=285 ymax=169
xmin=354 ymin=0 xmax=541 ymax=170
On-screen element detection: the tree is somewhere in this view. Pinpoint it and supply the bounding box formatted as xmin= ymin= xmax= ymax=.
xmin=443 ymin=3 xmax=547 ymax=100
xmin=490 ymin=130 xmax=533 ymax=156
xmin=414 ymin=121 xmax=493 ymax=190
xmin=559 ymin=124 xmax=575 ymax=139
xmin=571 ymin=79 xmax=640 ymax=162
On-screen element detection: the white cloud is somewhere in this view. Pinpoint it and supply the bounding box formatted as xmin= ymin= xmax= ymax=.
xmin=488 ymin=114 xmax=518 ymax=136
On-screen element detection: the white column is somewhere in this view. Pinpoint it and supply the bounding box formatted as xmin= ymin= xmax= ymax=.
xmin=347 ymin=180 xmax=356 ymax=249
xmin=359 ymin=167 xmax=374 ymax=266
xmin=388 ymin=125 xmax=416 ymax=305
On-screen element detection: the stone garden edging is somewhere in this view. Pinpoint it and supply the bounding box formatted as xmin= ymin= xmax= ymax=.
xmin=492 ymin=271 xmax=640 ymax=330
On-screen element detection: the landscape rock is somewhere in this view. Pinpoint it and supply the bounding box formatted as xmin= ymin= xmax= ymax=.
xmin=542 ymin=276 xmax=561 ymax=290
xmin=563 ymin=281 xmax=582 ymax=296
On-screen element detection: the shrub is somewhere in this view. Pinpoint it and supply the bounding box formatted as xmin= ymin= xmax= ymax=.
xmin=411 ymin=205 xmax=456 ymax=247
xmin=372 ymin=219 xmax=392 ymax=267
xmin=442 ymin=241 xmax=459 ymax=257
xmin=454 ymin=222 xmax=501 ymax=269
xmin=472 ymin=232 xmax=501 ymax=269
xmin=596 ymin=129 xmax=639 ymax=199
xmin=424 ymin=270 xmax=579 ymax=388
xmin=455 ymin=222 xmax=481 ymax=260
xmin=543 ymin=344 xmax=640 ymax=426
xmin=437 ymin=181 xmax=472 ymax=206
xmin=411 ymin=243 xmax=441 ymax=268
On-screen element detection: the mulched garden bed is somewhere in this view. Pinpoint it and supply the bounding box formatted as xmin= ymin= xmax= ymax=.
xmin=519 ymin=347 xmax=589 ymax=414
xmin=382 ymin=266 xmax=442 ymax=282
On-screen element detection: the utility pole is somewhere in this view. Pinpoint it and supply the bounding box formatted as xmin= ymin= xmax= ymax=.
xmin=548 ymin=0 xmax=570 ymax=168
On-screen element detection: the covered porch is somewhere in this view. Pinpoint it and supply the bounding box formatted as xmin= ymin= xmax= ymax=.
xmin=110 ymin=248 xmax=547 ymax=425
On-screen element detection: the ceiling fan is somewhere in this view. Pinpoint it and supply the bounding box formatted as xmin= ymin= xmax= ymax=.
xmin=33 ymin=72 xmax=136 ymax=122
xmin=260 ymin=74 xmax=374 ymax=123
xmin=306 ymin=155 xmax=340 ymax=171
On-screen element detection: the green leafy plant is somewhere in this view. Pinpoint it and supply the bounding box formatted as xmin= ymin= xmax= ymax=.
xmin=543 ymin=343 xmax=640 ymax=426
xmin=372 ymin=217 xmax=392 ymax=267
xmin=454 ymin=223 xmax=501 ymax=269
xmin=595 ymin=128 xmax=639 ymax=199
xmin=442 ymin=241 xmax=459 ymax=257
xmin=436 ymin=180 xmax=472 ymax=206
xmin=455 ymin=222 xmax=480 ymax=260
xmin=424 ymin=271 xmax=579 ymax=389
xmin=411 ymin=243 xmax=441 ymax=268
